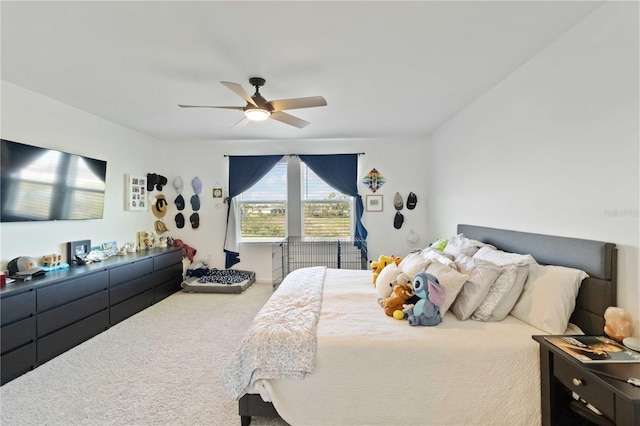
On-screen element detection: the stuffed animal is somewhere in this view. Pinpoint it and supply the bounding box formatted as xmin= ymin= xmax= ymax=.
xmin=604 ymin=306 xmax=634 ymax=343
xmin=383 ymin=282 xmax=415 ymax=317
xmin=371 ymin=255 xmax=402 ymax=285
xmin=376 ymin=265 xmax=410 ymax=304
xmin=407 ymin=271 xmax=446 ymax=326
xmin=430 ymin=238 xmax=448 ymax=251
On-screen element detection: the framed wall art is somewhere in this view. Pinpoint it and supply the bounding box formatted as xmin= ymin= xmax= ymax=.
xmin=125 ymin=174 xmax=147 ymax=211
xmin=366 ymin=194 xmax=383 ymax=212
xmin=362 ymin=168 xmax=385 ymax=193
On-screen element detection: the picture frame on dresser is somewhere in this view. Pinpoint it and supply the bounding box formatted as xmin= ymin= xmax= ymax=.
xmin=67 ymin=240 xmax=91 ymax=266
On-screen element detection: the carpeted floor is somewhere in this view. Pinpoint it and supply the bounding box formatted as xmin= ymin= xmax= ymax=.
xmin=0 ymin=282 xmax=289 ymax=426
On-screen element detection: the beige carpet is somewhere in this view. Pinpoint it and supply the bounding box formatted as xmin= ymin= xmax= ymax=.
xmin=0 ymin=282 xmax=289 ymax=426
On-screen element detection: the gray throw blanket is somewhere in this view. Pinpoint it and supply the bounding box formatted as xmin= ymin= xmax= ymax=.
xmin=223 ymin=266 xmax=326 ymax=399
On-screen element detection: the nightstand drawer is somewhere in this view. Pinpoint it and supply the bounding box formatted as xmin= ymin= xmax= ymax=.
xmin=553 ymin=355 xmax=615 ymax=420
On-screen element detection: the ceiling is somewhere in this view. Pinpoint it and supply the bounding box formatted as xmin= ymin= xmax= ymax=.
xmin=1 ymin=1 xmax=604 ymax=143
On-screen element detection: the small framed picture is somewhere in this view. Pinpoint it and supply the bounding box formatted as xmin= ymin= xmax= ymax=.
xmin=212 ymin=187 xmax=223 ymax=198
xmin=366 ymin=194 xmax=383 ymax=212
xmin=101 ymin=241 xmax=118 ymax=256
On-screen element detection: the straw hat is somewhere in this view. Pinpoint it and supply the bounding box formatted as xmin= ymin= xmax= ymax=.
xmin=152 ymin=194 xmax=168 ymax=218
xmin=154 ymin=220 xmax=169 ymax=234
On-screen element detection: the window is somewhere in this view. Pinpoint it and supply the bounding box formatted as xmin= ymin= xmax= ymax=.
xmin=239 ymin=161 xmax=287 ymax=239
xmin=301 ymin=163 xmax=352 ymax=238
xmin=239 ymin=158 xmax=353 ymax=240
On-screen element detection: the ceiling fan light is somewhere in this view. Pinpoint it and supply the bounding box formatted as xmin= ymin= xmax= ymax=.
xmin=245 ymin=108 xmax=271 ymax=121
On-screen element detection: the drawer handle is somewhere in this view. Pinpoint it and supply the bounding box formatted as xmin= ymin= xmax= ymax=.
xmin=572 ymin=378 xmax=583 ymax=386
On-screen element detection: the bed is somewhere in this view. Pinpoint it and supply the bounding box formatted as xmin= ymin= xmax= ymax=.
xmin=224 ymin=224 xmax=617 ymax=426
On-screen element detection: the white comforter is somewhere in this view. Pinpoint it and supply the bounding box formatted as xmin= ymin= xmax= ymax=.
xmin=239 ymin=268 xmax=551 ymax=425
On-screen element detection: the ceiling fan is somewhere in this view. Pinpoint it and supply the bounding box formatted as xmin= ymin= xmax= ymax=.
xmin=178 ymin=77 xmax=327 ymax=129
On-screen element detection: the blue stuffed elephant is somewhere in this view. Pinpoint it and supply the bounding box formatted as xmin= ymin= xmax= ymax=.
xmin=408 ymin=272 xmax=446 ymax=326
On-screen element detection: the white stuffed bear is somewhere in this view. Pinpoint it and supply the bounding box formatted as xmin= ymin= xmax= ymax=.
xmin=375 ymin=263 xmax=401 ymax=301
xmin=376 ymin=263 xmax=412 ymax=308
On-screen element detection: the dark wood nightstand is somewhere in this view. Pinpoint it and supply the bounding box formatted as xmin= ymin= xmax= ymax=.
xmin=533 ymin=335 xmax=640 ymax=425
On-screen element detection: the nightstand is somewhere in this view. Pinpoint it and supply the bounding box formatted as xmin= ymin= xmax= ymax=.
xmin=533 ymin=335 xmax=640 ymax=425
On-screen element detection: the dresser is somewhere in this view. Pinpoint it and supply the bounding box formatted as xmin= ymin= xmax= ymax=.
xmin=1 ymin=248 xmax=183 ymax=385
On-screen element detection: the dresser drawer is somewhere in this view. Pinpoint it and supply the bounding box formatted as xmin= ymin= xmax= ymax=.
xmin=152 ymin=263 xmax=183 ymax=284
xmin=109 ymin=274 xmax=154 ymax=305
xmin=1 ymin=290 xmax=36 ymax=325
xmin=553 ymin=355 xmax=615 ymax=420
xmin=37 ymin=309 xmax=109 ymax=364
xmin=1 ymin=342 xmax=36 ymax=385
xmin=109 ymin=258 xmax=153 ymax=287
xmin=37 ymin=270 xmax=108 ymax=312
xmin=1 ymin=316 xmax=36 ymax=354
xmin=153 ymin=249 xmax=182 ymax=271
xmin=110 ymin=289 xmax=153 ymax=325
xmin=37 ymin=290 xmax=109 ymax=337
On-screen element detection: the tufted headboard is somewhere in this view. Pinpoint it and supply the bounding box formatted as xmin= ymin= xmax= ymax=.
xmin=458 ymin=224 xmax=617 ymax=336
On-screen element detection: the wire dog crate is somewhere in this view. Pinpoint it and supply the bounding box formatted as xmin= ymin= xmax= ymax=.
xmin=272 ymin=236 xmax=368 ymax=288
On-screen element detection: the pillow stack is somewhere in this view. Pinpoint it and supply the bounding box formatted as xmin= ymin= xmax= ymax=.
xmin=405 ymin=233 xmax=589 ymax=334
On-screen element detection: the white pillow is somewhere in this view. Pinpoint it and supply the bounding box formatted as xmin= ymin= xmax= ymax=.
xmin=425 ymin=261 xmax=469 ymax=317
xmin=473 ymin=246 xmax=537 ymax=266
xmin=484 ymin=264 xmax=529 ymax=321
xmin=443 ymin=234 xmax=495 ymax=258
xmin=420 ymin=247 xmax=456 ymax=270
xmin=375 ymin=263 xmax=402 ymax=299
xmin=399 ymin=252 xmax=429 ymax=278
xmin=451 ymin=255 xmax=502 ymax=321
xmin=510 ymin=264 xmax=588 ymax=334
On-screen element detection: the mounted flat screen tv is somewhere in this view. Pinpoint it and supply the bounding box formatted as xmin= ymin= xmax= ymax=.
xmin=1 ymin=139 xmax=107 ymax=222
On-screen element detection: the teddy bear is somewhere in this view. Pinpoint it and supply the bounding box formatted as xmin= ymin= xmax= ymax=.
xmin=604 ymin=306 xmax=634 ymax=343
xmin=407 ymin=271 xmax=446 ymax=326
xmin=371 ymin=255 xmax=402 ymax=286
xmin=378 ymin=271 xmax=412 ymax=307
xmin=383 ymin=281 xmax=415 ymax=317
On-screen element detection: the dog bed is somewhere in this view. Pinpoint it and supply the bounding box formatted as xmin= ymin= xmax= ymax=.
xmin=181 ymin=267 xmax=255 ymax=294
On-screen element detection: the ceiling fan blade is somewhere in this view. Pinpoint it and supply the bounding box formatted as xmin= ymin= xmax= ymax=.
xmin=231 ymin=116 xmax=250 ymax=128
xmin=270 ymin=111 xmax=310 ymax=129
xmin=221 ymin=81 xmax=258 ymax=107
xmin=269 ymin=96 xmax=327 ymax=111
xmin=178 ymin=104 xmax=245 ymax=110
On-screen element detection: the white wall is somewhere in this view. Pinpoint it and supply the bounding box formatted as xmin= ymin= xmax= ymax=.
xmin=1 ymin=82 xmax=170 ymax=267
xmin=425 ymin=2 xmax=639 ymax=333
xmin=1 ymin=81 xmax=428 ymax=284
xmin=163 ymin=137 xmax=429 ymax=283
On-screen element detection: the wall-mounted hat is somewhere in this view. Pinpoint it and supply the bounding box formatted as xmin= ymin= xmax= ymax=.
xmin=192 ymin=176 xmax=202 ymax=195
xmin=190 ymin=194 xmax=201 ymax=211
xmin=407 ymin=192 xmax=417 ymax=210
xmin=190 ymin=212 xmax=200 ymax=229
xmin=175 ymin=212 xmax=185 ymax=229
xmin=394 ymin=192 xmax=403 ymax=210
xmin=173 ymin=176 xmax=184 ymax=194
xmin=175 ymin=194 xmax=185 ymax=211
xmin=154 ymin=220 xmax=169 ymax=234
xmin=393 ymin=211 xmax=404 ymax=229
xmin=152 ymin=194 xmax=168 ymax=218
xmin=147 ymin=173 xmax=158 ymax=191
xmin=156 ymin=175 xmax=168 ymax=191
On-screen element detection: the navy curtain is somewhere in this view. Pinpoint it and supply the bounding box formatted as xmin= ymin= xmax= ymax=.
xmin=224 ymin=155 xmax=283 ymax=268
xmin=299 ymin=154 xmax=368 ymax=256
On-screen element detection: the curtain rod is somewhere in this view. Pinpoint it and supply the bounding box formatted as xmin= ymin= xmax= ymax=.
xmin=224 ymin=153 xmax=365 ymax=157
